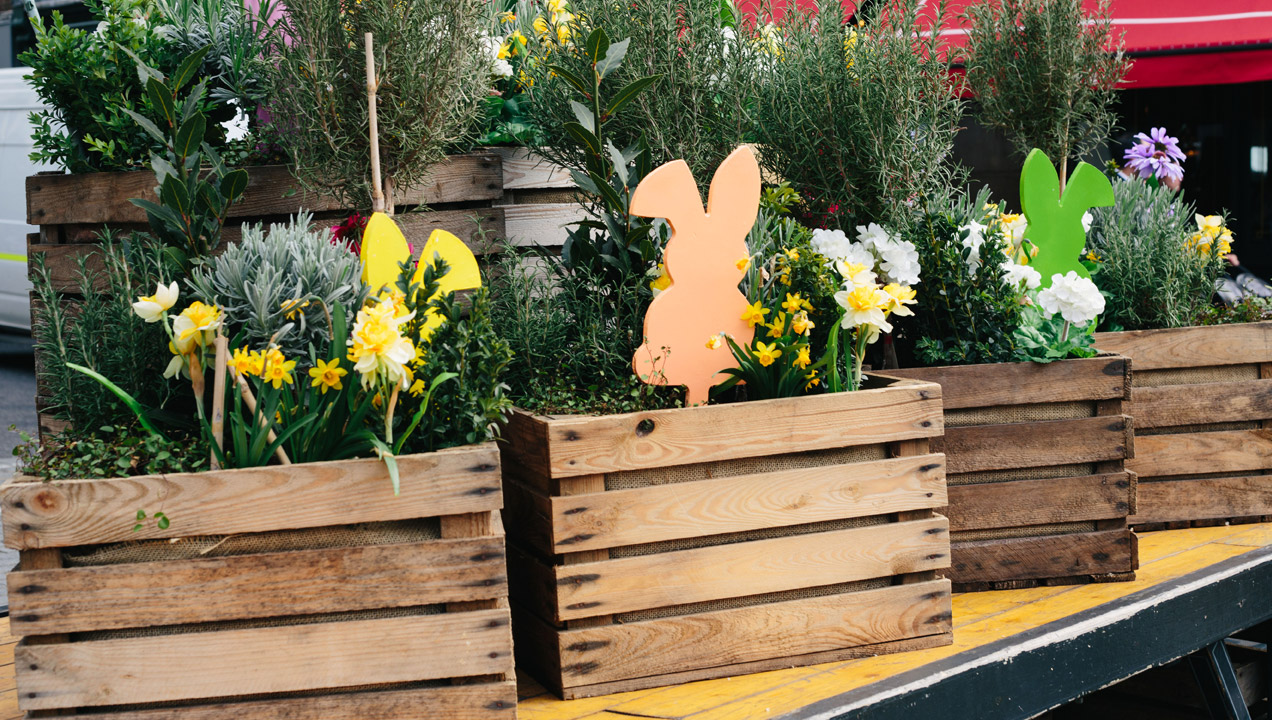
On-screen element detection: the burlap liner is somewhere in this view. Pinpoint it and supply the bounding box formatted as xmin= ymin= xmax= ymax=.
xmin=614 ymin=576 xmax=893 ymax=624
xmin=604 ymin=444 xmax=890 ymax=491
xmin=944 ymin=401 xmax=1095 ymax=428
xmin=951 ymin=520 xmax=1097 ymax=542
xmin=1137 ymin=421 xmax=1261 ymax=436
xmin=62 ymin=519 xmax=442 ymax=567
xmin=1133 ymin=364 xmax=1259 ymax=387
xmin=509 ymin=188 xmax=579 ymax=204
xmin=949 ymin=462 xmax=1098 ymax=487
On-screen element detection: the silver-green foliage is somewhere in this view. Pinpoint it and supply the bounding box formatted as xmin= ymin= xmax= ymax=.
xmin=963 ymin=0 xmax=1129 ymax=174
xmin=188 ymin=213 xmax=367 ymax=357
xmin=1087 ymin=181 xmax=1223 ymax=330
xmin=753 ymin=0 xmax=965 ymax=228
xmin=267 ymin=0 xmax=489 ymax=208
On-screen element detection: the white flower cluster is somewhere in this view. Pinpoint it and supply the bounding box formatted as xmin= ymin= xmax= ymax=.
xmin=1000 ymin=260 xmax=1041 ymax=291
xmin=960 ymin=220 xmax=988 ymax=273
xmin=810 ymin=224 xmax=921 ymax=286
xmin=485 ymin=36 xmax=513 ymax=78
xmin=1037 ymin=271 xmax=1105 ymax=324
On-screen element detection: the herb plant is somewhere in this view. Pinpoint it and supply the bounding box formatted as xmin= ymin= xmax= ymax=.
xmin=962 ymin=0 xmax=1130 ymax=187
xmin=14 ymin=424 xmax=207 ymax=481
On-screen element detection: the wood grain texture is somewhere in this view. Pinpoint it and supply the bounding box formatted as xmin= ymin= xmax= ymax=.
xmin=522 ymin=379 xmax=942 ymax=479
xmin=1 ymin=445 xmax=501 ymax=549
xmin=555 ymin=580 xmax=952 ymax=688
xmin=942 ymin=415 xmax=1131 ymax=474
xmin=493 ymin=148 xmax=573 ymax=190
xmin=944 ymin=473 xmax=1133 ymax=532
xmin=1130 ymin=476 xmax=1272 ymax=525
xmin=886 ymin=356 xmax=1128 ymax=410
xmin=1094 ymin=323 xmax=1272 ymax=370
xmin=1130 ymin=380 xmax=1272 ymax=428
xmin=16 ymin=610 xmax=512 ymax=710
xmin=37 ymin=683 xmax=517 ymax=720
xmin=1128 ymin=429 xmax=1272 ymax=478
xmin=7 ymin=538 xmax=507 ymax=636
xmin=552 ymin=516 xmax=950 ymax=621
xmin=950 ymin=529 xmax=1135 ymax=584
xmin=25 ymin=155 xmax=502 ymax=226
xmin=500 ymin=203 xmax=589 ymax=248
xmin=548 ymin=454 xmax=947 ymax=553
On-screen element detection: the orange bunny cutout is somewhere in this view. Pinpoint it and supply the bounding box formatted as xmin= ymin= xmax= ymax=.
xmin=630 ymin=145 xmax=761 ymax=406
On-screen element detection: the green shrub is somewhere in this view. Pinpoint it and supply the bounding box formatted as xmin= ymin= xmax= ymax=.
xmin=1087 ymin=181 xmax=1225 ymax=330
xmin=752 ymin=0 xmax=964 ymax=228
xmin=187 ymin=213 xmax=366 ymax=358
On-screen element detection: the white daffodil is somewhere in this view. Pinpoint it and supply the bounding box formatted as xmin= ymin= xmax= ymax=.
xmin=132 ymin=281 xmax=180 ymax=323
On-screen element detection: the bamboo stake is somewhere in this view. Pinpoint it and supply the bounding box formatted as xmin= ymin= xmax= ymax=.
xmin=232 ymin=370 xmax=291 ymax=465
xmin=209 ymin=333 xmax=228 ymax=470
xmin=365 ymin=32 xmax=385 ymax=214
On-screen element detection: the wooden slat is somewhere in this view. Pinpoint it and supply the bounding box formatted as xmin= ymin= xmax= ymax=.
xmin=944 ymin=473 xmax=1133 ymax=532
xmin=501 ymin=202 xmax=586 ymax=248
xmin=501 ymin=476 xmax=556 ymax=557
xmin=1130 ymin=476 xmax=1272 ymax=525
xmin=499 ymin=412 xmax=553 ymax=486
xmin=549 ymin=454 xmax=947 ymax=553
xmin=7 ymin=537 xmax=506 ymax=636
xmin=552 ymin=516 xmax=949 ymax=621
xmin=493 ymin=148 xmax=573 ymax=190
xmin=1094 ymin=323 xmax=1272 ymax=370
xmin=886 ymin=356 xmax=1128 ymax=410
xmin=1129 ymin=380 xmax=1272 ymax=428
xmin=16 ymin=610 xmax=512 ymax=710
xmin=25 ymin=155 xmax=503 ymax=226
xmin=42 ymin=683 xmax=517 ymax=720
xmin=950 ymin=529 xmax=1135 ymax=584
xmin=555 ymin=580 xmax=951 ymax=688
xmin=525 ymin=379 xmax=942 ymax=479
xmin=942 ymin=415 xmax=1131 ymax=474
xmin=1128 ymin=429 xmax=1272 ymax=478
xmin=1 ymin=445 xmax=501 ymax=549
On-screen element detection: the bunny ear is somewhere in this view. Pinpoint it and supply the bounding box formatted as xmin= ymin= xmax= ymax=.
xmin=1019 ymin=148 xmax=1060 ymax=220
xmin=705 ymin=146 xmax=762 ymax=239
xmin=1060 ymin=161 xmax=1115 ymax=211
xmin=630 ymin=159 xmax=704 ymax=229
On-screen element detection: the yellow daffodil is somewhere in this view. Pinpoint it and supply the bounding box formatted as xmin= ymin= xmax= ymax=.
xmin=280 ymin=298 xmax=311 ymax=321
xmin=132 ymin=281 xmax=179 ymax=323
xmin=785 ymin=248 xmax=800 ymax=262
xmin=498 ymin=10 xmax=516 ymax=23
xmin=308 ymin=357 xmax=347 ymax=394
xmin=556 ymin=23 xmax=571 ymax=45
xmin=509 ymin=29 xmax=527 ymax=44
xmin=533 ymin=15 xmax=549 ymax=36
xmin=518 ymin=69 xmax=534 ymax=88
xmin=171 ymin=301 xmax=222 ymax=351
xmin=1195 ymin=214 xmax=1224 ymax=238
xmin=754 ymin=341 xmax=781 ymax=367
xmin=227 ymin=347 xmax=264 ymax=378
xmin=834 ymin=284 xmax=892 ymax=333
xmin=650 ymin=264 xmax=672 ymax=296
xmin=736 ymin=255 xmax=751 ymax=272
xmin=705 ymin=334 xmax=724 ymax=350
xmin=835 ymin=260 xmax=878 ymax=290
xmin=348 ymin=299 xmax=418 ymax=390
xmin=547 ymin=0 xmax=568 ymax=14
xmin=261 ymin=347 xmax=296 ymax=389
xmin=163 ymin=341 xmax=185 ymax=379
xmin=805 ymin=370 xmax=820 ymax=391
xmin=766 ymin=312 xmax=787 ymax=338
xmin=881 ymin=283 xmax=917 ymax=318
xmin=791 ymin=311 xmax=814 ymax=336
xmin=740 ymin=300 xmax=770 ymax=328
xmin=781 ymin=293 xmax=806 ymax=314
xmin=793 ymin=345 xmax=811 ymax=370
xmin=497 ymin=40 xmax=513 ymax=59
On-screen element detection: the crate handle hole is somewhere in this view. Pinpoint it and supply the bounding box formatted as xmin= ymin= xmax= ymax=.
xmin=635 ymin=419 xmax=655 ymax=437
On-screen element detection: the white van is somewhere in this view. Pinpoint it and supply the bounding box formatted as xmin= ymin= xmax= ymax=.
xmin=0 ymin=67 xmax=52 ymax=332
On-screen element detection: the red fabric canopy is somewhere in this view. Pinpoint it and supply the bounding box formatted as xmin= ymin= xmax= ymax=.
xmin=929 ymin=1 xmax=1272 ymax=89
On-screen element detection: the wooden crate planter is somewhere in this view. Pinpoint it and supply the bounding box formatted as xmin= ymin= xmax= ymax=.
xmin=1095 ymin=322 xmax=1272 ymax=529
xmin=499 ymin=377 xmax=953 ymax=699
xmin=888 ymin=356 xmax=1138 ymax=590
xmin=0 ymin=445 xmax=517 ymax=719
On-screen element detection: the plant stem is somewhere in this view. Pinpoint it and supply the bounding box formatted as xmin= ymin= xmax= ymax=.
xmin=827 ymin=324 xmax=841 ymax=393
xmin=385 ymin=383 xmax=401 ymax=446
xmin=364 ymin=33 xmax=384 ymax=213
xmin=1060 ymin=320 xmax=1071 ymax=343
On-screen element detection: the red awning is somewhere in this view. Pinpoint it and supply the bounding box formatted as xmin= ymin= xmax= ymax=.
xmin=929 ymin=1 xmax=1272 ymax=89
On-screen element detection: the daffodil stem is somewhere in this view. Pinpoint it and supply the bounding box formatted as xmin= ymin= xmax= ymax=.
xmin=234 ymin=370 xmax=290 ymax=466
xmin=385 ymin=383 xmax=401 ymax=447
xmin=827 ymin=326 xmax=842 ymax=393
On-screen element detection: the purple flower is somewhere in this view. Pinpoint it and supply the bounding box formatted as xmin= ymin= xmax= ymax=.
xmin=1124 ymin=127 xmax=1185 ymax=184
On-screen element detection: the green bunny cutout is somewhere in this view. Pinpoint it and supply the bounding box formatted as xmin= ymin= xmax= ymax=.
xmin=1019 ymin=148 xmax=1114 ymax=288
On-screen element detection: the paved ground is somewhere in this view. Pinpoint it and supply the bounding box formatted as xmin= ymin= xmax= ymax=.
xmin=0 ymin=330 xmax=36 ymax=604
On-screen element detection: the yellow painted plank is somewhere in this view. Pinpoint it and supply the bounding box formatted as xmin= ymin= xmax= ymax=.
xmin=1216 ymin=523 xmax=1272 ymax=548
xmin=1135 ymin=524 xmax=1256 ymax=563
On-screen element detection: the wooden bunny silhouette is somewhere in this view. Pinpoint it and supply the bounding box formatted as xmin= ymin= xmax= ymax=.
xmin=629 ymin=145 xmax=761 ymax=406
xmin=1020 ymin=148 xmax=1115 ymax=287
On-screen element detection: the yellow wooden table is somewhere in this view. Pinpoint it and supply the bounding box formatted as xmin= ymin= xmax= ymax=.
xmin=0 ymin=524 xmax=1267 ymax=719
xmin=515 ymin=524 xmax=1272 ymax=720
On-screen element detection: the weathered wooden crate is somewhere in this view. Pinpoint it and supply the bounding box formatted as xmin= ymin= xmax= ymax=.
xmin=888 ymin=356 xmax=1138 ymax=591
xmin=1 ymin=445 xmax=517 ymax=719
xmin=1095 ymin=322 xmax=1272 ymax=530
xmin=499 ymin=377 xmax=953 ymax=699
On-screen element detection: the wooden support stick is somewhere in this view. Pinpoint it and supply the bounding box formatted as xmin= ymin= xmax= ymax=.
xmin=365 ymin=32 xmax=385 ymax=214
xmin=232 ymin=370 xmax=291 ymax=466
xmin=209 ymin=334 xmax=228 ymax=470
